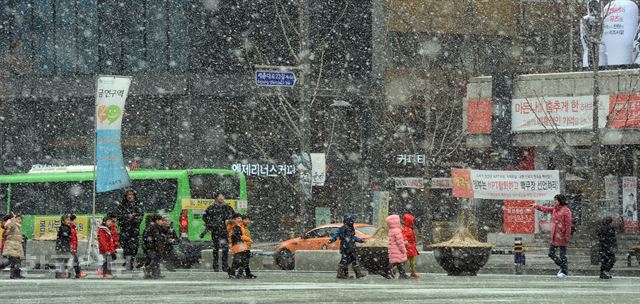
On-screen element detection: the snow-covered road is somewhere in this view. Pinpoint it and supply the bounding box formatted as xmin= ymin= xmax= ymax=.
xmin=0 ymin=271 xmax=638 ymax=303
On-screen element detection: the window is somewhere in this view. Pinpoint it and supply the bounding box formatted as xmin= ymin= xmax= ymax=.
xmin=0 ymin=185 xmax=7 ymax=214
xmin=190 ymin=174 xmax=240 ymax=199
xmin=9 ymin=179 xmax=177 ymax=215
xmin=355 ymin=226 xmax=377 ymax=236
xmin=304 ymin=229 xmax=322 ymax=239
xmin=318 ymin=227 xmax=339 ymax=238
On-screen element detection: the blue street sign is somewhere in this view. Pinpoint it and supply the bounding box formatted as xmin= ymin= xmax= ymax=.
xmin=255 ymin=71 xmax=297 ymax=87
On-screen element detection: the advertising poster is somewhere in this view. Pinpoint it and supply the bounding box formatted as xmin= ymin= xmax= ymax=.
xmin=623 ymin=176 xmax=638 ymax=232
xmin=503 ymin=200 xmax=535 ymax=234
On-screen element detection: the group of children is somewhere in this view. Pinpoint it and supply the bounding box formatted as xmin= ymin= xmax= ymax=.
xmin=330 ymin=213 xmax=421 ymax=280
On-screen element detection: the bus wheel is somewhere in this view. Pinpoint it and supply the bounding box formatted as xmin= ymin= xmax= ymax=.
xmin=277 ymin=249 xmax=294 ymax=270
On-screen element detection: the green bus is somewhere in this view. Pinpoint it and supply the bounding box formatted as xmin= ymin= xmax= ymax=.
xmin=0 ymin=167 xmax=247 ymax=266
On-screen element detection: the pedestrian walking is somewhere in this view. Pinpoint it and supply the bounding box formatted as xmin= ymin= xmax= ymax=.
xmin=115 ymin=189 xmax=143 ymax=271
xmin=531 ymin=194 xmax=572 ymax=278
xmin=402 ymin=213 xmax=420 ymax=279
xmin=200 ymin=192 xmax=234 ymax=272
xmin=329 ymin=214 xmax=366 ymax=279
xmin=54 ymin=214 xmax=73 ymax=278
xmin=2 ymin=214 xmax=25 ymax=279
xmin=597 ymin=216 xmax=617 ymax=279
xmin=0 ymin=213 xmax=14 ymax=270
xmin=143 ymin=214 xmax=165 ymax=279
xmin=227 ymin=213 xmax=251 ymax=279
xmin=69 ymin=214 xmax=87 ymax=278
xmin=97 ymin=215 xmax=119 ymax=279
xmin=241 ymin=215 xmax=256 ymax=279
xmin=386 ymin=214 xmax=409 ymax=279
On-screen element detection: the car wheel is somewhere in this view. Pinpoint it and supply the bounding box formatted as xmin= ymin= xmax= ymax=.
xmin=322 ymin=245 xmax=328 ymax=250
xmin=277 ymin=249 xmax=295 ymax=270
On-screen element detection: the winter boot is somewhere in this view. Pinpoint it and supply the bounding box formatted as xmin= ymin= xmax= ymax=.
xmin=353 ymin=266 xmax=366 ymax=279
xmin=11 ymin=268 xmax=24 ymax=279
xmin=336 ymin=267 xmax=349 ymax=279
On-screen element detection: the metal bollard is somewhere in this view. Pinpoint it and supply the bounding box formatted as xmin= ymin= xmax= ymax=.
xmin=514 ymin=236 xmax=525 ymax=275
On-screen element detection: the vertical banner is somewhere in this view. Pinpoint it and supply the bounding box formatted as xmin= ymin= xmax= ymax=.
xmin=310 ymin=153 xmax=326 ymax=186
xmin=371 ymin=191 xmax=390 ymax=228
xmin=604 ymin=175 xmax=619 ymax=217
xmin=95 ymin=76 xmax=131 ymax=192
xmin=503 ymin=200 xmax=535 ymax=234
xmin=623 ymin=176 xmax=638 ymax=232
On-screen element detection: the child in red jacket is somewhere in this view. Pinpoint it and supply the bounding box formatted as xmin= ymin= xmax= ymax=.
xmin=97 ymin=215 xmax=119 ymax=279
xmin=69 ymin=215 xmax=87 ymax=278
xmin=402 ymin=213 xmax=420 ymax=279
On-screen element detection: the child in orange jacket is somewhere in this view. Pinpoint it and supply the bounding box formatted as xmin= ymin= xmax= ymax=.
xmin=227 ymin=213 xmax=251 ymax=279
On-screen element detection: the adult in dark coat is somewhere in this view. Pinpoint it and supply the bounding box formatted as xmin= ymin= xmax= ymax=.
xmin=115 ymin=189 xmax=144 ymax=270
xmin=55 ymin=214 xmax=72 ymax=278
xmin=200 ymin=192 xmax=234 ymax=272
xmin=597 ymin=216 xmax=617 ymax=279
xmin=143 ymin=214 xmax=165 ymax=279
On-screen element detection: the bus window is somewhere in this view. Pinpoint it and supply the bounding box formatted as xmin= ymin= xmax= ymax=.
xmin=0 ymin=185 xmax=8 ymax=214
xmin=190 ymin=174 xmax=240 ymax=199
xmin=128 ymin=179 xmax=178 ymax=213
xmin=9 ymin=179 xmax=178 ymax=216
xmin=10 ymin=182 xmax=94 ymax=215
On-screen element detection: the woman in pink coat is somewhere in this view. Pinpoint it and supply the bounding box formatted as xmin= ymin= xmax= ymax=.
xmin=386 ymin=215 xmax=409 ymax=279
xmin=531 ymin=194 xmax=572 ymax=278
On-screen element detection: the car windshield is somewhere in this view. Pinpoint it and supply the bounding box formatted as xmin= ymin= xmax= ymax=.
xmin=355 ymin=226 xmax=377 ymax=235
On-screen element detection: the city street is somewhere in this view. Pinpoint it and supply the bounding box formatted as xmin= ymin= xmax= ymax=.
xmin=1 ymin=270 xmax=639 ymax=303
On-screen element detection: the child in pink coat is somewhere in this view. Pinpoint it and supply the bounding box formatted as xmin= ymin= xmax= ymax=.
xmin=386 ymin=215 xmax=409 ymax=279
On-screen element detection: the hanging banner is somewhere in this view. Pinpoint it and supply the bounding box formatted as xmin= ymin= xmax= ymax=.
xmin=511 ymin=95 xmax=609 ymax=132
xmin=503 ymin=200 xmax=535 ymax=234
xmin=310 ymin=153 xmax=326 ymax=186
xmin=394 ymin=177 xmax=424 ymax=189
xmin=467 ymin=98 xmax=492 ymax=133
xmin=451 ymin=169 xmax=560 ymax=200
xmin=623 ymin=176 xmax=638 ymax=232
xmin=608 ymin=93 xmax=640 ymax=129
xmin=601 ymin=0 xmax=639 ymax=66
xmin=95 ymin=75 xmax=131 ymax=192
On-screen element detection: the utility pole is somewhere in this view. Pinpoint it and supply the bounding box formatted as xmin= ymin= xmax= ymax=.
xmin=587 ymin=2 xmax=603 ymax=230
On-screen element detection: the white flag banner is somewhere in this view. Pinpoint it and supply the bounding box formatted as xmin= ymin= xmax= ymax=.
xmin=310 ymin=153 xmax=326 ymax=186
xmin=622 ymin=176 xmax=638 ymax=232
xmin=511 ymin=95 xmax=609 ymax=132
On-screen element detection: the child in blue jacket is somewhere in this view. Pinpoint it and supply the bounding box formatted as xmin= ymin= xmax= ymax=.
xmin=329 ymin=214 xmax=366 ymax=279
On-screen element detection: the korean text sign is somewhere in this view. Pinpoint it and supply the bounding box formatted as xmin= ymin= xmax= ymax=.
xmin=452 ymin=169 xmax=560 ymax=200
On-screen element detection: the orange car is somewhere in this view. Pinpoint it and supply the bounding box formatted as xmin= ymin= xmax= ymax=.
xmin=274 ymin=223 xmax=376 ymax=270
